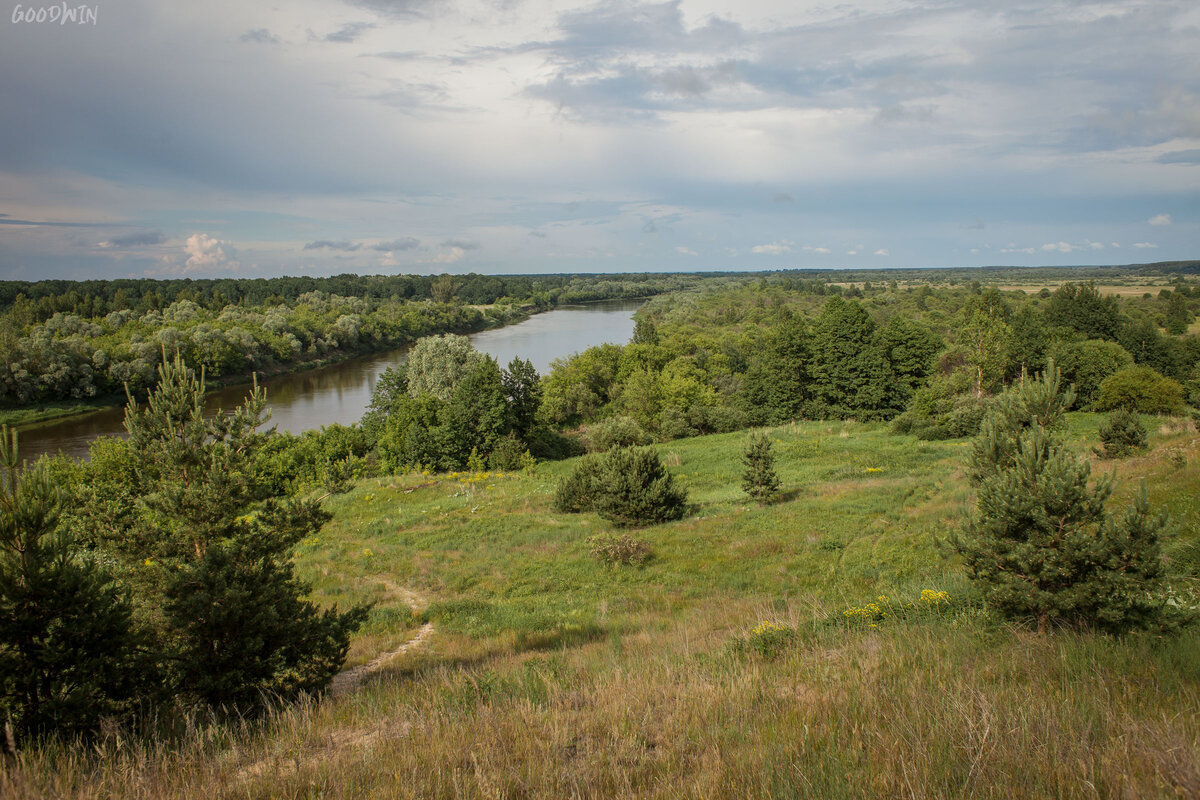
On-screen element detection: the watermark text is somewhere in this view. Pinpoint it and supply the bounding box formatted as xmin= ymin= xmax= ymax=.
xmin=11 ymin=3 xmax=98 ymax=25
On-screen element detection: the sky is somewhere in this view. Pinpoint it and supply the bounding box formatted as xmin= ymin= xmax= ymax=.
xmin=0 ymin=0 xmax=1197 ymax=280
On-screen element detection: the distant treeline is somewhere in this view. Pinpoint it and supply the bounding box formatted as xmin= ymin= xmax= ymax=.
xmin=0 ymin=272 xmax=712 ymax=322
xmin=0 ymin=272 xmax=714 ymax=406
xmin=2 ymin=262 xmax=1197 ymax=321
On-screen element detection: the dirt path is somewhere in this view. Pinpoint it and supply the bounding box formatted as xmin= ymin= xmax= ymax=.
xmin=327 ymin=578 xmax=434 ymax=698
xmin=327 ymin=621 xmax=434 ymax=697
xmin=234 ymin=578 xmax=434 ymax=782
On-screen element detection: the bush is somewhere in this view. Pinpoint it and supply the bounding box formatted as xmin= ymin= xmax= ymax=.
xmin=687 ymin=404 xmax=750 ymax=434
xmin=553 ymin=454 xmax=603 ymax=513
xmin=657 ymin=407 xmax=698 ymax=441
xmin=1095 ymin=408 xmax=1148 ymax=459
xmin=593 ymin=447 xmax=688 ymax=528
xmin=583 ymin=415 xmax=652 ymax=452
xmin=891 ymin=370 xmax=987 ymax=440
xmin=1094 ymin=366 xmax=1186 ymax=415
xmin=487 ymin=432 xmax=527 ymax=470
xmin=731 ymin=621 xmax=795 ymax=659
xmin=587 ymin=533 xmax=653 ymax=566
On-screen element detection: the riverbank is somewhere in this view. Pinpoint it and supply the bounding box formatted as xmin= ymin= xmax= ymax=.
xmin=2 ymin=304 xmax=537 ymax=431
xmin=8 ymin=299 xmax=643 ymax=462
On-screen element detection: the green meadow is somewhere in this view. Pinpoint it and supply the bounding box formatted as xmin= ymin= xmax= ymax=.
xmin=8 ymin=414 xmax=1198 ymax=799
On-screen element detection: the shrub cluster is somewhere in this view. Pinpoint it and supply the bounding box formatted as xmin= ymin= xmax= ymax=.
xmin=955 ymin=363 xmax=1180 ymax=633
xmin=554 ymin=447 xmax=687 ymax=527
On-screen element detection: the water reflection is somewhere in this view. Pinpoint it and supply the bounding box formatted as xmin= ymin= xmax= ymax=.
xmin=17 ymin=301 xmax=640 ymax=462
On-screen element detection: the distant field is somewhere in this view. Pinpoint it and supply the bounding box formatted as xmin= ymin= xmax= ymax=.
xmin=995 ymin=283 xmax=1175 ymax=296
xmin=827 ymin=279 xmax=1188 ymax=297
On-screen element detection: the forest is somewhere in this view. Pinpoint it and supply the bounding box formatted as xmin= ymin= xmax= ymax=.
xmin=2 ymin=266 xmax=1200 ymax=798
xmin=0 ymin=272 xmax=713 ymax=417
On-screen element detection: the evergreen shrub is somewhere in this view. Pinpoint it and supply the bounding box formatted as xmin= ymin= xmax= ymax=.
xmin=1095 ymin=408 xmax=1148 ymax=459
xmin=553 ymin=454 xmax=602 ymax=513
xmin=741 ymin=432 xmax=781 ymax=502
xmin=593 ymin=447 xmax=688 ymax=528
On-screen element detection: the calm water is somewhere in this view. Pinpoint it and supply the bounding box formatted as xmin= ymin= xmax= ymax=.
xmin=17 ymin=301 xmax=640 ymax=462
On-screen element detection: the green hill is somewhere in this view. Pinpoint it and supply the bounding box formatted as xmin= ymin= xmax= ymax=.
xmin=8 ymin=414 xmax=1198 ymax=798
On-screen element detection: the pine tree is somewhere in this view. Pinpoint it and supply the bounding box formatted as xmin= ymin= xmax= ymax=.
xmin=954 ymin=365 xmax=1177 ymax=633
xmin=1095 ymin=408 xmax=1148 ymax=459
xmin=593 ymin=447 xmax=688 ymax=528
xmin=0 ymin=428 xmax=140 ymax=743
xmin=117 ymin=356 xmax=368 ymax=712
xmin=741 ymin=432 xmax=781 ymax=503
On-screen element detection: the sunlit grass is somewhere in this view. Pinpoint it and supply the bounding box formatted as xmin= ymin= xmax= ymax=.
xmin=4 ymin=414 xmax=1199 ymax=798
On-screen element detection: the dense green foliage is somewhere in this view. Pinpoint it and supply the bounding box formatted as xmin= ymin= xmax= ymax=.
xmin=0 ymin=429 xmax=140 ymax=743
xmin=956 ymin=366 xmax=1176 ymax=632
xmin=1048 ymin=338 xmax=1134 ymax=408
xmin=592 ymin=447 xmax=689 ymax=528
xmin=1096 ymin=408 xmax=1149 ymax=459
xmin=1094 ymin=366 xmax=1186 ymax=414
xmin=552 ymin=454 xmax=603 ymax=513
xmin=534 ymin=276 xmax=1198 ymax=449
xmin=0 ymin=271 xmax=704 ymax=322
xmin=0 ymin=292 xmax=495 ymax=404
xmin=553 ymin=446 xmax=687 ymax=527
xmin=0 ymin=272 xmax=709 ymax=408
xmin=366 ymin=341 xmax=550 ymax=472
xmin=7 ymin=359 xmax=371 ymax=741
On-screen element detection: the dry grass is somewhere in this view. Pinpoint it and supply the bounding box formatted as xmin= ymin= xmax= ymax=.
xmin=5 ymin=607 xmax=1198 ymax=799
xmin=3 ymin=418 xmax=1198 ymax=798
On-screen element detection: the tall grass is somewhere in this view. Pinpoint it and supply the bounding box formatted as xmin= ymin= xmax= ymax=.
xmin=4 ymin=417 xmax=1197 ymax=798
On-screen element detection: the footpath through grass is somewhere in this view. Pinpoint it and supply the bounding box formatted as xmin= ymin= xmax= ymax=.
xmin=5 ymin=416 xmax=1200 ymax=799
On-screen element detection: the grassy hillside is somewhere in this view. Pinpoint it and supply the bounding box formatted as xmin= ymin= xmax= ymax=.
xmin=6 ymin=416 xmax=1200 ymax=799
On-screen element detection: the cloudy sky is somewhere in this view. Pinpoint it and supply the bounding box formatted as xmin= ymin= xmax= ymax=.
xmin=1 ymin=0 xmax=1197 ymax=279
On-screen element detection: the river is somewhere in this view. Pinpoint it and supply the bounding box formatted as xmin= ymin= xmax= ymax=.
xmin=15 ymin=301 xmax=640 ymax=462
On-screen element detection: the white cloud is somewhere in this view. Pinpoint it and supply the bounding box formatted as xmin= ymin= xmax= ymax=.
xmin=1149 ymin=214 xmax=1172 ymax=226
xmin=183 ymin=233 xmax=238 ymax=273
xmin=1133 ymin=242 xmax=1158 ymax=248
xmin=675 ymin=246 xmax=698 ymax=256
xmin=431 ymin=245 xmax=466 ymax=263
xmin=1001 ymin=246 xmax=1037 ymax=254
xmin=1042 ymin=241 xmax=1075 ymax=253
xmin=874 ymin=249 xmax=889 ymax=256
xmin=846 ymin=250 xmax=857 ymax=256
xmin=751 ymin=241 xmax=793 ymax=255
xmin=802 ymin=245 xmax=831 ymax=254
